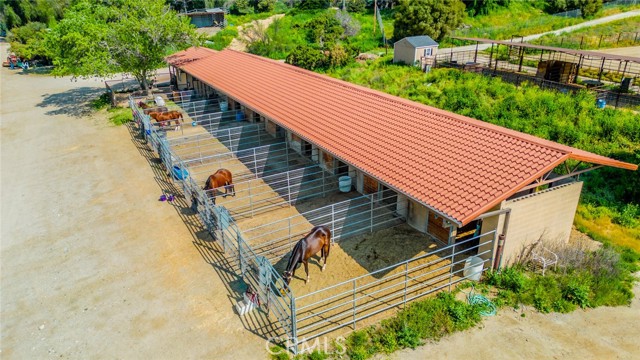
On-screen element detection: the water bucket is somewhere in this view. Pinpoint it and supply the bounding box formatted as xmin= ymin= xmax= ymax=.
xmin=172 ymin=166 xmax=189 ymax=180
xmin=596 ymin=99 xmax=606 ymax=109
xmin=463 ymin=256 xmax=484 ymax=281
xmin=338 ymin=176 xmax=352 ymax=193
xmin=219 ymin=101 xmax=228 ymax=111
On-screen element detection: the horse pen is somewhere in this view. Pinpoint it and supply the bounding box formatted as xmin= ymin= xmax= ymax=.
xmin=130 ymin=91 xmax=495 ymax=354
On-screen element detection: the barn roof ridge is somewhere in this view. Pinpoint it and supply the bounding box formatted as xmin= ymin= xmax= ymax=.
xmin=218 ymin=50 xmax=632 ymax=168
xmin=166 ymin=47 xmax=637 ymax=225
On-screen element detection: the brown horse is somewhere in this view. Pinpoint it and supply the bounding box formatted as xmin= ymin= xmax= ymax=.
xmin=203 ymin=169 xmax=235 ymax=203
xmin=149 ymin=110 xmax=183 ymax=130
xmin=282 ymin=225 xmax=331 ymax=285
xmin=142 ymin=106 xmax=168 ymax=114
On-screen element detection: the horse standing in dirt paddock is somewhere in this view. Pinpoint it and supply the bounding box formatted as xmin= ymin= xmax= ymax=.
xmin=203 ymin=169 xmax=235 ymax=204
xmin=283 ymin=225 xmax=332 ymax=285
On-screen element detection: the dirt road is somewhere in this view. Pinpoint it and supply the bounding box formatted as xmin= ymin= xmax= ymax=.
xmin=394 ymin=278 xmax=640 ymax=360
xmin=0 ymin=41 xmax=268 ymax=359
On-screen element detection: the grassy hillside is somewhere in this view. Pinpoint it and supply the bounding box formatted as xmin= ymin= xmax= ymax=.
xmin=445 ymin=1 xmax=640 ymax=47
xmin=531 ymin=16 xmax=640 ymax=49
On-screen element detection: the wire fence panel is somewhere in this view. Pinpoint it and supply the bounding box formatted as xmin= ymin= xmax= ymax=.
xmin=243 ymin=190 xmax=408 ymax=263
xmin=211 ymin=165 xmax=340 ymax=219
xmin=293 ymin=232 xmax=496 ymax=344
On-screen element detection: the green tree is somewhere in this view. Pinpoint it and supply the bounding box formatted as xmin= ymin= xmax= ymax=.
xmin=7 ymin=21 xmax=48 ymax=60
xmin=576 ymin=0 xmax=602 ymax=18
xmin=286 ymin=44 xmax=326 ymax=70
xmin=305 ymin=12 xmax=344 ymax=47
xmin=46 ymin=0 xmax=200 ymax=90
xmin=393 ymin=0 xmax=465 ymax=41
xmin=345 ymin=0 xmax=365 ymax=12
xmin=296 ymin=0 xmax=330 ymax=10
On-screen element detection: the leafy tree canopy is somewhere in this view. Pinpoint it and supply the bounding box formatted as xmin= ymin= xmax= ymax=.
xmin=393 ymin=0 xmax=465 ymax=41
xmin=7 ymin=21 xmax=48 ymax=60
xmin=46 ymin=0 xmax=201 ymax=89
xmin=1 ymin=0 xmax=71 ymax=29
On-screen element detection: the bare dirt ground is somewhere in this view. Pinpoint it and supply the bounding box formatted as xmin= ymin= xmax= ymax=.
xmin=0 ymin=40 xmax=268 ymax=359
xmin=228 ymin=14 xmax=285 ymax=52
xmin=590 ymin=45 xmax=640 ymax=57
xmin=392 ymin=277 xmax=640 ymax=360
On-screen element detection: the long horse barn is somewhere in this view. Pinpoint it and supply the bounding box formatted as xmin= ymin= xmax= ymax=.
xmin=132 ymin=47 xmax=637 ymax=354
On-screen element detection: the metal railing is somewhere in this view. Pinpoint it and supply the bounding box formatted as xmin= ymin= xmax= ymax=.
xmin=209 ymin=165 xmax=340 ymax=219
xmin=243 ymin=190 xmax=408 ymax=263
xmin=292 ymin=232 xmax=496 ymax=345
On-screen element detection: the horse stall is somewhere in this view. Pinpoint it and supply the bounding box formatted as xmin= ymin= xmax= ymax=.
xmin=129 ymin=94 xmax=497 ymax=355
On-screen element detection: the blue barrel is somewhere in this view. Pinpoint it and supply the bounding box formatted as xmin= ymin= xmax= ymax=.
xmin=596 ymin=99 xmax=606 ymax=109
xmin=236 ymin=112 xmax=245 ymax=121
xmin=172 ymin=166 xmax=189 ymax=180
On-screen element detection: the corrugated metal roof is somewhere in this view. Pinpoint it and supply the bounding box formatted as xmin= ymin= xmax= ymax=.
xmin=167 ymin=48 xmax=637 ymax=225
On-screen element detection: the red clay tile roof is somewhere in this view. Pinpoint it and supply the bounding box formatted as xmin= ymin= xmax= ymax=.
xmin=167 ymin=48 xmax=638 ymax=226
xmin=165 ymin=47 xmax=217 ymax=67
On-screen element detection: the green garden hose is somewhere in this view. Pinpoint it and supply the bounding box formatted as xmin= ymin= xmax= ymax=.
xmin=464 ymin=285 xmax=497 ymax=316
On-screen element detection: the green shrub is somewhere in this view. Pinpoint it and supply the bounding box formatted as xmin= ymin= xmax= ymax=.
xmin=485 ymin=267 xmax=528 ymax=293
xmin=344 ymin=291 xmax=483 ymax=360
xmin=346 ymin=0 xmax=366 ymax=13
xmin=207 ymin=27 xmax=239 ymax=50
xmin=297 ymin=0 xmax=330 ymax=10
xmin=91 ymin=92 xmax=112 ymax=110
xmin=563 ymin=278 xmax=591 ymax=308
xmin=286 ymin=45 xmax=326 ymax=70
xmin=108 ymin=107 xmax=133 ymax=125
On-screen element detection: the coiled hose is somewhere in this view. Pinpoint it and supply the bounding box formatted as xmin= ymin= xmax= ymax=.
xmin=465 ymin=286 xmax=497 ymax=316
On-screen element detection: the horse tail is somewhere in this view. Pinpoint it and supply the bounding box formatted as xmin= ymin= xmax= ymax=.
xmin=285 ymin=239 xmax=305 ymax=273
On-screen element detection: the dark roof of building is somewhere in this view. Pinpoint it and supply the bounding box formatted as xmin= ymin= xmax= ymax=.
xmin=166 ymin=48 xmax=637 ymax=226
xmin=181 ymin=8 xmax=226 ymax=16
xmin=399 ymin=36 xmax=439 ymax=48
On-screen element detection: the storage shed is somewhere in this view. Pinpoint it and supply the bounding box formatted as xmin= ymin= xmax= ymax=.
xmin=393 ymin=35 xmax=439 ymax=71
xmin=181 ymin=8 xmax=225 ymax=28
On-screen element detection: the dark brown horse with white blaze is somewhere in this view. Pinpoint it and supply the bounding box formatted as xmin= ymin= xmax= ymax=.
xmin=283 ymin=225 xmax=331 ymax=285
xmin=203 ymin=169 xmax=235 ymax=204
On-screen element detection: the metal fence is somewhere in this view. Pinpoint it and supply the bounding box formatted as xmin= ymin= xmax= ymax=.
xmin=243 ymin=189 xmax=408 ymax=263
xmin=130 ymin=95 xmax=497 ymax=355
xmin=183 ymin=142 xmax=310 ymax=185
xmin=293 ymin=232 xmax=496 ymax=346
xmin=210 ymin=165 xmax=340 ymax=219
xmin=131 ymin=94 xmax=298 ymax=346
xmin=169 ymin=123 xmax=282 ymax=161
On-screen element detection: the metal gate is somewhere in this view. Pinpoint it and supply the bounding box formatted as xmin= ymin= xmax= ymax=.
xmin=210 ymin=207 xmax=296 ymax=351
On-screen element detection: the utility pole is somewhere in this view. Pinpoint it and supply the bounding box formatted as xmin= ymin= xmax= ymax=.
xmin=373 ymin=1 xmax=377 ymax=35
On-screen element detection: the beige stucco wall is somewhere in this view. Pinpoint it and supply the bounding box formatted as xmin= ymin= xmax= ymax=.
xmin=407 ymin=199 xmax=428 ymax=233
xmin=478 ymin=181 xmax=583 ymax=266
xmin=393 ymin=39 xmax=417 ymax=65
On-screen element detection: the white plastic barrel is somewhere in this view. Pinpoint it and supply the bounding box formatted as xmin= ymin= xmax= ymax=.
xmin=219 ymin=101 xmax=228 ymax=111
xmin=339 ymin=176 xmax=352 ymax=192
xmin=463 ymin=256 xmax=484 ymax=281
